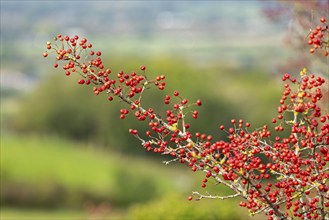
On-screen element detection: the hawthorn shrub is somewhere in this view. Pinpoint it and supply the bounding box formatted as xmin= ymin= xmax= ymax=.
xmin=43 ymin=17 xmax=329 ymax=219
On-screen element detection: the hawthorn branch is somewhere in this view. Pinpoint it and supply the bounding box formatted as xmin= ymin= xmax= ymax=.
xmin=192 ymin=191 xmax=240 ymax=200
xmin=45 ymin=33 xmax=329 ymax=220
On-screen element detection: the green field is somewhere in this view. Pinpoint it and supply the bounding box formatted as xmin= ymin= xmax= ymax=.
xmin=1 ymin=208 xmax=89 ymax=220
xmin=1 ymin=135 xmax=248 ymax=219
xmin=1 ymin=134 xmax=184 ymax=197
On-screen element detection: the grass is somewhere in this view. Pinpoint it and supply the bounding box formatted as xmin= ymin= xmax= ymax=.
xmin=1 ymin=135 xmax=118 ymax=193
xmin=0 ymin=134 xmax=197 ymax=218
xmin=0 ymin=134 xmax=250 ymax=219
xmin=1 ymin=134 xmax=190 ymax=192
xmin=0 ymin=208 xmax=89 ymax=220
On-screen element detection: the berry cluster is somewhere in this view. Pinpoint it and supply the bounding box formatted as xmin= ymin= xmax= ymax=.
xmin=307 ymin=17 xmax=329 ymax=56
xmin=43 ymin=35 xmax=171 ymax=117
xmin=43 ymin=34 xmax=203 ymax=154
xmin=43 ymin=32 xmax=328 ymax=220
xmin=192 ymin=71 xmax=329 ymax=219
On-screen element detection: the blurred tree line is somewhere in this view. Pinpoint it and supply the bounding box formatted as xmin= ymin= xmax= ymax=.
xmin=10 ymin=55 xmax=281 ymax=156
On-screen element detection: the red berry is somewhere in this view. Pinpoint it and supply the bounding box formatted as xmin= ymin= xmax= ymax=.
xmin=239 ymin=201 xmax=247 ymax=207
xmin=320 ymin=147 xmax=328 ymax=155
xmin=196 ymin=99 xmax=202 ymax=106
xmin=213 ymin=166 xmax=219 ymax=173
xmin=320 ymin=116 xmax=326 ymax=123
xmin=78 ymin=79 xmax=85 ymax=84
xmin=42 ymin=52 xmax=48 ymax=57
xmin=140 ymin=65 xmax=146 ymax=71
xmin=320 ymin=17 xmax=326 ymax=23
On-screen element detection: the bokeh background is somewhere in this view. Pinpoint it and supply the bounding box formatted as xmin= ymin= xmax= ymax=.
xmin=1 ymin=1 xmax=328 ymax=219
